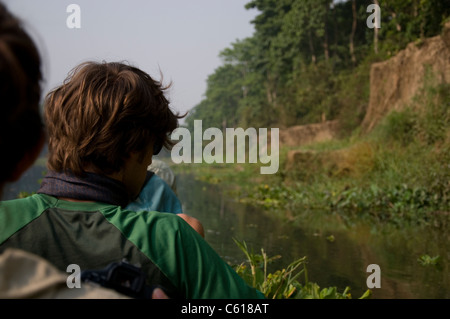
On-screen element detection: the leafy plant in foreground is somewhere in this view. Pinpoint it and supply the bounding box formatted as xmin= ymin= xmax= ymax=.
xmin=232 ymin=238 xmax=371 ymax=299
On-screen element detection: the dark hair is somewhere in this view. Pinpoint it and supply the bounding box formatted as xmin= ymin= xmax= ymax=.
xmin=44 ymin=61 xmax=184 ymax=176
xmin=0 ymin=2 xmax=43 ymax=183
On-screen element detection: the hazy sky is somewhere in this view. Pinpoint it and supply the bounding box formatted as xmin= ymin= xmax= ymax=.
xmin=4 ymin=0 xmax=258 ymax=121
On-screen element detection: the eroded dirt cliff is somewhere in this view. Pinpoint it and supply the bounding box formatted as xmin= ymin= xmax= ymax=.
xmin=361 ymin=22 xmax=450 ymax=133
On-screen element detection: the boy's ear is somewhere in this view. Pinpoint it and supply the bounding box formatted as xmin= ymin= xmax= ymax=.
xmin=8 ymin=132 xmax=46 ymax=182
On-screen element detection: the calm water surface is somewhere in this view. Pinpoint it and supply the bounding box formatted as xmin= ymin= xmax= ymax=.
xmin=3 ymin=163 xmax=448 ymax=299
xmin=176 ymin=173 xmax=449 ymax=299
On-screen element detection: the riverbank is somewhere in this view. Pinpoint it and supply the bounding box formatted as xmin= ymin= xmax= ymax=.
xmin=173 ymin=80 xmax=449 ymax=233
xmin=171 ymin=80 xmax=449 ymax=298
xmin=174 ymin=162 xmax=449 ymax=298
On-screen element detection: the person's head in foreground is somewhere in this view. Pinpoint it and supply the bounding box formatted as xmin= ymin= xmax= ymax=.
xmin=42 ymin=60 xmax=204 ymax=237
xmin=0 ymin=1 xmax=44 ymax=196
xmin=0 ymin=2 xmax=139 ymax=299
xmin=44 ymin=61 xmax=181 ymax=200
xmin=1 ymin=58 xmax=264 ymax=298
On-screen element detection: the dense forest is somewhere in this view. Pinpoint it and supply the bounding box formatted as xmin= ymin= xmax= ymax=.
xmin=184 ymin=0 xmax=449 ymax=134
xmin=175 ymin=0 xmax=450 ymax=299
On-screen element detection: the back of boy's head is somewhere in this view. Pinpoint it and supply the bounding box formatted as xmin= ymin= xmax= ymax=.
xmin=0 ymin=2 xmax=43 ymax=185
xmin=44 ymin=61 xmax=182 ymax=176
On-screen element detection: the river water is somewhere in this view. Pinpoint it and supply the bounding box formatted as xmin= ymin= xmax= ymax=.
xmin=175 ymin=173 xmax=449 ymax=299
xmin=2 ymin=161 xmax=448 ymax=299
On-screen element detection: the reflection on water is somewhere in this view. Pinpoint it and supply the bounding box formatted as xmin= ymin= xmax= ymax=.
xmin=176 ymin=173 xmax=449 ymax=299
xmin=2 ymin=163 xmax=448 ymax=299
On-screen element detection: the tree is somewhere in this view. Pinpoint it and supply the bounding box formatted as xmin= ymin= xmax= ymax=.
xmin=349 ymin=0 xmax=357 ymax=65
xmin=186 ymin=0 xmax=449 ymax=131
xmin=373 ymin=0 xmax=380 ymax=54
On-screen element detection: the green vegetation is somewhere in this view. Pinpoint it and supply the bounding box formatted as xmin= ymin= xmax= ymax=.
xmin=175 ymin=78 xmax=449 ymax=231
xmin=14 ymin=0 xmax=447 ymax=299
xmin=184 ymin=0 xmax=450 ymax=133
xmin=417 ymin=254 xmax=441 ymax=267
xmin=173 ymin=69 xmax=449 ymax=296
xmin=232 ymin=238 xmax=371 ymax=299
xmin=176 ymin=0 xmax=449 ymax=230
xmin=17 ymin=191 xmax=36 ymax=198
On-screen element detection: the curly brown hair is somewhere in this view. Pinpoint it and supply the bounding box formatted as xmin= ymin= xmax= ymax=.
xmin=44 ymin=61 xmax=183 ymax=176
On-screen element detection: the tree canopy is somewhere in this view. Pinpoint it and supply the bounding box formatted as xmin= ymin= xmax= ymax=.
xmin=185 ymin=0 xmax=450 ymax=132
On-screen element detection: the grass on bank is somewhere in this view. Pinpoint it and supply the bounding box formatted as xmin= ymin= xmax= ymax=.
xmin=173 ymin=80 xmax=450 ymax=231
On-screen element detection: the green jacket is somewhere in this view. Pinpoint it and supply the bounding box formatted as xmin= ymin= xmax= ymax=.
xmin=0 ymin=194 xmax=264 ymax=299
